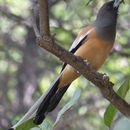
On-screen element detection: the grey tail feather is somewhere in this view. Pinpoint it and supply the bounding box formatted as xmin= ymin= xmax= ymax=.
xmin=34 ymin=77 xmax=60 ymax=125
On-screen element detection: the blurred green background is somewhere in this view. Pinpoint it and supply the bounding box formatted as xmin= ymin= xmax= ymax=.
xmin=0 ymin=0 xmax=130 ymax=129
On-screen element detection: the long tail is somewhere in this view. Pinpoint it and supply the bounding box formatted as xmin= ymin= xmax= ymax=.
xmin=33 ymin=76 xmax=70 ymax=125
xmin=47 ymin=84 xmax=70 ymax=112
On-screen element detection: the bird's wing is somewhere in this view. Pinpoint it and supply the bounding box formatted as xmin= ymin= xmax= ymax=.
xmin=61 ymin=27 xmax=94 ymax=71
xmin=69 ymin=28 xmax=94 ymax=53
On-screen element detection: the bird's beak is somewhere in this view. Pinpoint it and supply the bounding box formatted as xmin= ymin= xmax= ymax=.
xmin=113 ymin=0 xmax=124 ymax=8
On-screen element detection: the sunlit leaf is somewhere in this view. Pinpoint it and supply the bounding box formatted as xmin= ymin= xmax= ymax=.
xmin=14 ymin=116 xmax=53 ymax=130
xmin=104 ymin=78 xmax=130 ymax=127
xmin=16 ymin=118 xmax=37 ymax=130
xmin=54 ymin=88 xmax=81 ymax=126
xmin=39 ymin=119 xmax=53 ymax=130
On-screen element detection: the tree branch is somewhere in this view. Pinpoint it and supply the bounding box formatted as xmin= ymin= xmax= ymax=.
xmin=38 ymin=0 xmax=50 ymax=36
xmin=36 ymin=0 xmax=130 ymax=117
xmin=36 ymin=36 xmax=130 ymax=117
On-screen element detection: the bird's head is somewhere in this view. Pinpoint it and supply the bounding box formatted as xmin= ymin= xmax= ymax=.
xmin=95 ymin=0 xmax=123 ymax=28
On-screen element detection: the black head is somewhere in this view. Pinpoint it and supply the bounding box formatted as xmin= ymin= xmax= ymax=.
xmin=95 ymin=1 xmax=119 ymax=28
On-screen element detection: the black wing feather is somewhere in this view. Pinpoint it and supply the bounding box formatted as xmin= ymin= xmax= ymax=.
xmin=61 ymin=34 xmax=88 ymax=72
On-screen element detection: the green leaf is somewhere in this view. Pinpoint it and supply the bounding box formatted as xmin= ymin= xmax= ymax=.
xmin=31 ymin=128 xmax=40 ymax=130
xmin=117 ymin=79 xmax=130 ymax=98
xmin=39 ymin=119 xmax=53 ymax=130
xmin=16 ymin=118 xmax=52 ymax=130
xmin=16 ymin=118 xmax=37 ymax=130
xmin=54 ymin=88 xmax=81 ymax=126
xmin=104 ymin=78 xmax=130 ymax=127
xmin=104 ymin=104 xmax=117 ymax=127
xmin=31 ymin=119 xmax=53 ymax=130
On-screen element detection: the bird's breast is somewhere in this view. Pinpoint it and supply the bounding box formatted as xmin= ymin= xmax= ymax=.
xmin=74 ymin=31 xmax=114 ymax=70
xmin=58 ymin=27 xmax=114 ymax=88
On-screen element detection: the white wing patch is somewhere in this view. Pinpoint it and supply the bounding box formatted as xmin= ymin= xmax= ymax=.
xmin=69 ymin=28 xmax=94 ymax=52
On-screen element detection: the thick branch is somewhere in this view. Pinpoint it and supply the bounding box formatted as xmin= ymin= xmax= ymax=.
xmin=38 ymin=0 xmax=50 ymax=36
xmin=36 ymin=36 xmax=130 ymax=117
xmin=37 ymin=0 xmax=130 ymax=118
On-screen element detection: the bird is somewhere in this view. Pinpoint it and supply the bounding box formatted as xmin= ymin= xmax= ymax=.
xmin=34 ymin=0 xmax=123 ymax=125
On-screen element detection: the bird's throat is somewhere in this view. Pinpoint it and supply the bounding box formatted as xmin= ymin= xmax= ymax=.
xmin=95 ymin=25 xmax=116 ymax=43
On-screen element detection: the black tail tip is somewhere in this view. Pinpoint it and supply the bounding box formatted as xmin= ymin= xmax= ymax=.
xmin=33 ymin=114 xmax=45 ymax=125
xmin=8 ymin=128 xmax=14 ymax=130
